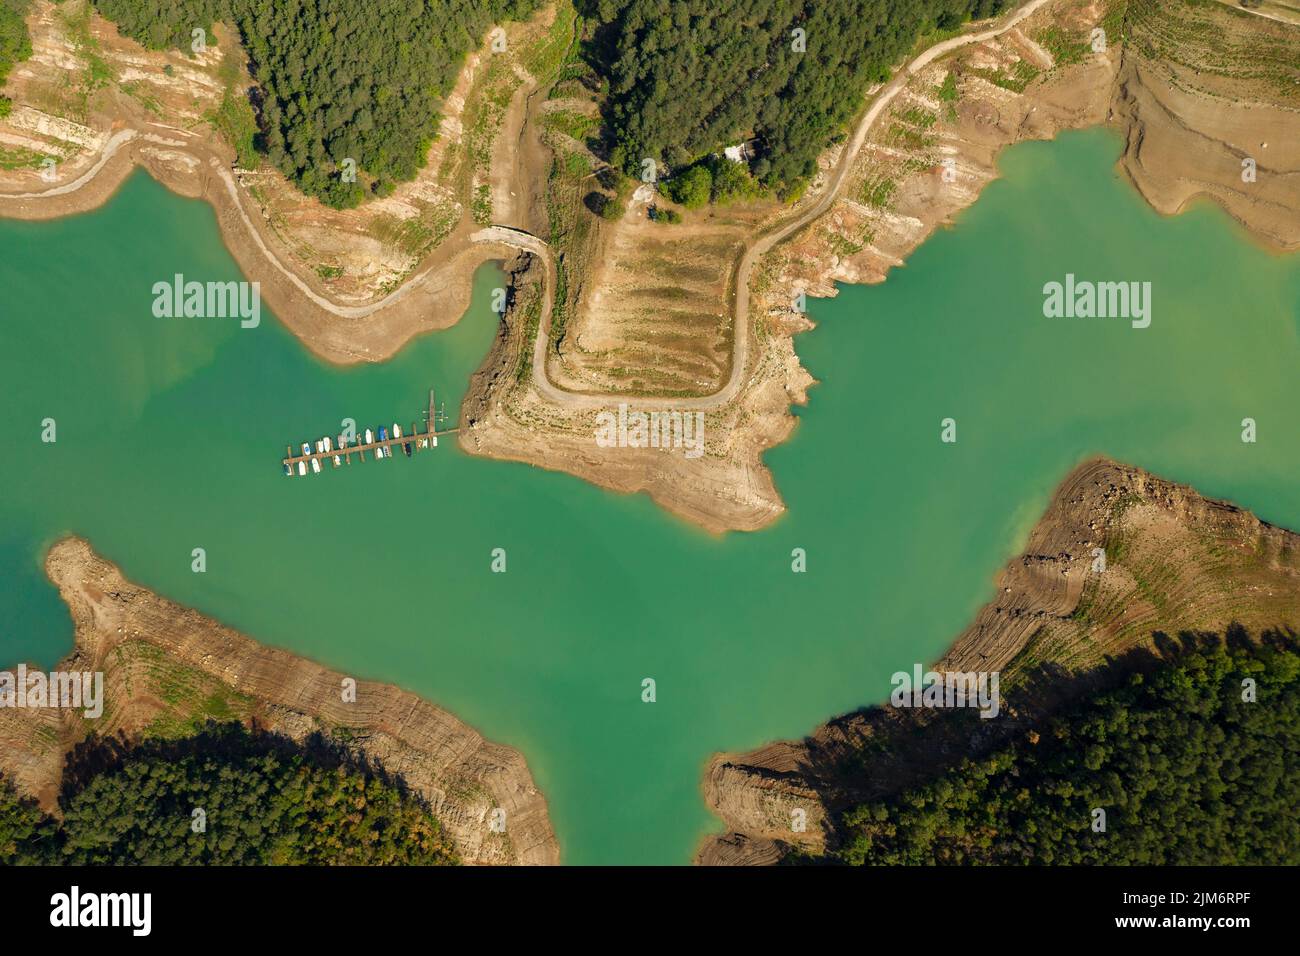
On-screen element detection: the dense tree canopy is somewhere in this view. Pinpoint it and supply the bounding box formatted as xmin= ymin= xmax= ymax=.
xmin=86 ymin=0 xmax=1015 ymax=204
xmin=590 ymin=0 xmax=1007 ymax=194
xmin=838 ymin=638 xmax=1300 ymax=865
xmin=0 ymin=0 xmax=32 ymax=118
xmin=0 ymin=773 xmax=56 ymax=861
xmin=95 ymin=0 xmax=539 ymax=206
xmin=1 ymin=724 xmax=458 ymax=865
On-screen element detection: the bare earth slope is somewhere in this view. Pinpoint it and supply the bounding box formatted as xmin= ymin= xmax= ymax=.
xmin=0 ymin=1 xmax=568 ymax=361
xmin=1 ymin=0 xmax=1297 ymax=533
xmin=1114 ymin=0 xmax=1300 ymax=250
xmin=696 ymin=458 xmax=1300 ymax=863
xmin=462 ymin=0 xmax=1300 ymax=533
xmin=0 ymin=538 xmax=559 ymax=866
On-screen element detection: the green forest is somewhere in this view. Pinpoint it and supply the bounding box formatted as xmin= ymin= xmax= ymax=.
xmin=836 ymin=637 xmax=1300 ymax=865
xmin=587 ymin=0 xmax=1008 ymax=195
xmin=94 ymin=0 xmax=540 ymax=207
xmin=0 ymin=0 xmax=31 ymax=118
xmin=13 ymin=0 xmax=1021 ymax=205
xmin=0 ymin=723 xmax=459 ymax=864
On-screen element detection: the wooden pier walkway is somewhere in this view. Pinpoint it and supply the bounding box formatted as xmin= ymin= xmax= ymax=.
xmin=283 ymin=427 xmax=458 ymax=468
xmin=281 ymin=389 xmax=456 ymax=473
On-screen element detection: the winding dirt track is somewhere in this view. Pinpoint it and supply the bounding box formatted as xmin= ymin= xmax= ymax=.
xmin=3 ymin=0 xmax=1050 ymax=409
xmin=3 ymin=128 xmax=139 ymax=198
xmin=518 ymin=0 xmax=1052 ymax=411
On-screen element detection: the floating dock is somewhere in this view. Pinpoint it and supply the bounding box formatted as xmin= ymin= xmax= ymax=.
xmin=282 ymin=389 xmax=455 ymax=475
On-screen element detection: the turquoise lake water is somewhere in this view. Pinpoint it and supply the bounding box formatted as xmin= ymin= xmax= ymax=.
xmin=2 ymin=127 xmax=1298 ymax=863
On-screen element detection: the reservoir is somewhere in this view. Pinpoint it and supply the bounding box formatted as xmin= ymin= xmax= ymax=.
xmin=2 ymin=127 xmax=1298 ymax=863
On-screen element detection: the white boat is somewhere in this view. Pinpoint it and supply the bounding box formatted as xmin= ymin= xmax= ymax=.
xmin=364 ymin=428 xmax=374 ymax=444
xmin=297 ymin=461 xmax=307 ymax=476
xmin=315 ymin=439 xmax=325 ymax=454
xmin=332 ymin=452 xmax=342 ymax=467
xmin=323 ymin=436 xmax=333 ymax=453
xmin=310 ymin=457 xmax=321 ymax=473
xmin=393 ymin=423 xmax=403 ymax=438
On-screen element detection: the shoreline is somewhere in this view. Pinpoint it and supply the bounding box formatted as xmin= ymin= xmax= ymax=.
xmin=695 ymin=456 xmax=1300 ymax=863
xmin=1116 ymin=157 xmax=1300 ymax=259
xmin=2 ymin=0 xmax=1296 ymax=538
xmin=0 ymin=131 xmax=513 ymax=364
xmin=0 ymin=534 xmax=561 ymax=865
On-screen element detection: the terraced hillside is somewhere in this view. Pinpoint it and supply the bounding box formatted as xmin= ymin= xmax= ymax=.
xmin=0 ymin=538 xmax=560 ymax=865
xmin=698 ymin=458 xmax=1300 ymax=863
xmin=534 ymin=11 xmax=787 ymax=398
xmin=1114 ymin=0 xmax=1300 ymax=249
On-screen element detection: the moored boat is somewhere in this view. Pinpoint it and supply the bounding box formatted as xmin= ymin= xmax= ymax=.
xmin=284 ymin=405 xmax=441 ymax=476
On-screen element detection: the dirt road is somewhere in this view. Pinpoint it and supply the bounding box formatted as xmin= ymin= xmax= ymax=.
xmin=514 ymin=0 xmax=1053 ymax=412
xmin=1 ymin=0 xmax=1051 ymax=407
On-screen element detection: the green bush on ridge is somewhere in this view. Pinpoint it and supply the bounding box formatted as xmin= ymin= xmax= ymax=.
xmin=592 ymin=0 xmax=1009 ymax=197
xmin=95 ymin=0 xmax=541 ymax=208
xmin=1 ymin=723 xmax=459 ymax=865
xmin=838 ymin=638 xmax=1300 ymax=865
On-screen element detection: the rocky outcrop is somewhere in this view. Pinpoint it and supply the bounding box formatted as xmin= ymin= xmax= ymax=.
xmin=697 ymin=458 xmax=1300 ymax=863
xmin=0 ymin=537 xmax=560 ymax=865
xmin=5 ymin=1 xmax=1297 ymax=536
xmin=1113 ymin=0 xmax=1300 ymax=252
xmin=458 ymin=250 xmax=805 ymax=534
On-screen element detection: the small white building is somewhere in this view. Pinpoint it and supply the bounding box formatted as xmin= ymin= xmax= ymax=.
xmin=722 ymin=143 xmax=749 ymax=163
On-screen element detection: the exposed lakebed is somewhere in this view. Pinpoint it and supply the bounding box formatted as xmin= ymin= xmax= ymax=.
xmin=2 ymin=128 xmax=1298 ymax=863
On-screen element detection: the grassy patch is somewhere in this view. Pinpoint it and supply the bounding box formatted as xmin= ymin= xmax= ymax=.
xmin=896 ymin=105 xmax=938 ymax=129
xmin=119 ymin=79 xmax=163 ymax=116
xmin=542 ymin=108 xmax=598 ymax=144
xmin=471 ymin=182 xmax=492 ymax=225
xmin=969 ymin=58 xmax=1041 ymax=93
xmin=206 ymin=48 xmax=259 ymax=167
xmin=369 ymin=200 xmax=459 ymax=259
xmin=0 ymin=143 xmax=52 ymax=170
xmin=858 ymin=174 xmax=896 ymax=210
xmin=1037 ymin=26 xmax=1092 ymax=67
